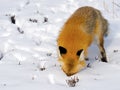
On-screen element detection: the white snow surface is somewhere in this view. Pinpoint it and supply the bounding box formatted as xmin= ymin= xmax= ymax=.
xmin=0 ymin=0 xmax=120 ymax=90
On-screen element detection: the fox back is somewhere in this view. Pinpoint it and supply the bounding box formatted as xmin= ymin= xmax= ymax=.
xmin=57 ymin=6 xmax=108 ymax=76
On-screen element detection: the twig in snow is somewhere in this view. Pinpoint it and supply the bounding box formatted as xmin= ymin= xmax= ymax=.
xmin=29 ymin=18 xmax=38 ymax=23
xmin=0 ymin=52 xmax=4 ymax=60
xmin=3 ymin=83 xmax=6 ymax=86
xmin=37 ymin=61 xmax=46 ymax=71
xmin=18 ymin=61 xmax=21 ymax=65
xmin=25 ymin=0 xmax=30 ymax=5
xmin=40 ymin=67 xmax=46 ymax=71
xmin=112 ymin=2 xmax=120 ymax=8
xmin=43 ymin=17 xmax=48 ymax=23
xmin=17 ymin=27 xmax=24 ymax=34
xmin=66 ymin=76 xmax=79 ymax=87
xmin=113 ymin=50 xmax=119 ymax=53
xmin=87 ymin=63 xmax=92 ymax=68
xmin=46 ymin=53 xmax=52 ymax=56
xmin=10 ymin=15 xmax=16 ymax=24
xmin=32 ymin=75 xmax=37 ymax=80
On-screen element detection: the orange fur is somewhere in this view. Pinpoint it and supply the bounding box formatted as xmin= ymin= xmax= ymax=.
xmin=57 ymin=6 xmax=108 ymax=76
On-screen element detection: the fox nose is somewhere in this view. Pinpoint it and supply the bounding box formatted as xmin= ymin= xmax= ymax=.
xmin=66 ymin=72 xmax=74 ymax=76
xmin=66 ymin=73 xmax=72 ymax=76
xmin=63 ymin=68 xmax=74 ymax=76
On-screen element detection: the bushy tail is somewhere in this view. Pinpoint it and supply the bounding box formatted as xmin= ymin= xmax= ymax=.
xmin=96 ymin=9 xmax=109 ymax=37
xmin=102 ymin=18 xmax=109 ymax=37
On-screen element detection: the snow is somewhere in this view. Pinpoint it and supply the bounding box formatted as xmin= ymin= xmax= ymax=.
xmin=0 ymin=0 xmax=120 ymax=90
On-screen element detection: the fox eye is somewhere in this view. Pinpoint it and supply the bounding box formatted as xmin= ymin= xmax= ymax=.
xmin=76 ymin=49 xmax=83 ymax=56
xmin=59 ymin=46 xmax=67 ymax=55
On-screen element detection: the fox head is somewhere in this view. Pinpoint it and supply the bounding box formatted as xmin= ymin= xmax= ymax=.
xmin=58 ymin=46 xmax=86 ymax=76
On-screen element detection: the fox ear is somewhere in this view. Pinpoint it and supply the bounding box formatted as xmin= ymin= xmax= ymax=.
xmin=59 ymin=46 xmax=67 ymax=55
xmin=76 ymin=49 xmax=83 ymax=56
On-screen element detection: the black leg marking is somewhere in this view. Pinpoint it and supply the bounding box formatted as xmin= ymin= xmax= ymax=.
xmin=85 ymin=57 xmax=89 ymax=61
xmin=101 ymin=52 xmax=107 ymax=62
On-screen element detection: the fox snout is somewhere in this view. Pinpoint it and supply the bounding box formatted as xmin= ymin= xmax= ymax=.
xmin=61 ymin=59 xmax=86 ymax=76
xmin=62 ymin=61 xmax=75 ymax=76
xmin=58 ymin=46 xmax=86 ymax=76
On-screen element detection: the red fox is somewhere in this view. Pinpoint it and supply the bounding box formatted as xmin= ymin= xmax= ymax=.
xmin=57 ymin=6 xmax=108 ymax=76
